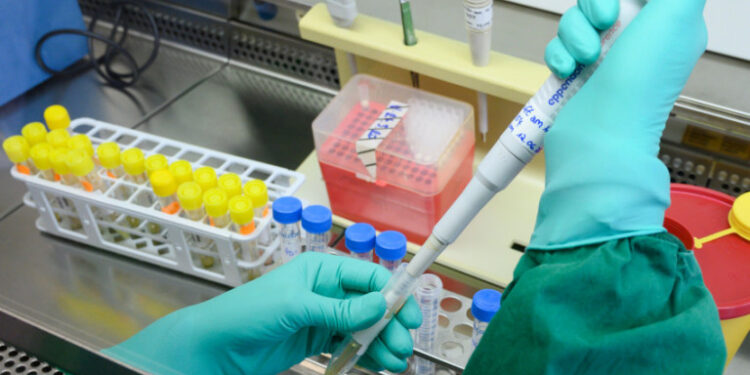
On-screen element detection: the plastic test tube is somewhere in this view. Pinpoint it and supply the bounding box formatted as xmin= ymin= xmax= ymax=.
xmin=345 ymin=223 xmax=376 ymax=262
xmin=121 ymin=148 xmax=148 ymax=184
xmin=218 ymin=173 xmax=242 ymax=199
xmin=44 ymin=105 xmax=71 ymax=134
xmin=50 ymin=148 xmax=77 ymax=186
xmin=375 ymin=230 xmax=407 ymax=272
xmin=66 ymin=149 xmax=104 ymax=192
xmin=97 ymin=142 xmax=125 ymax=178
xmin=302 ymin=205 xmax=332 ymax=253
xmin=3 ymin=136 xmax=36 ymax=175
xmin=22 ymin=122 xmax=48 ymax=146
xmin=67 ymin=134 xmax=94 ymax=158
xmin=46 ymin=129 xmax=70 ymax=150
xmin=169 ymin=160 xmax=193 ymax=185
xmin=145 ymin=153 xmax=169 ymax=177
xmin=272 ymin=196 xmax=303 ymax=263
xmin=178 ymin=181 xmax=213 ymax=268
xmin=30 ymin=143 xmax=56 ymax=181
xmin=414 ymin=273 xmax=443 ymax=375
xmin=471 ymin=289 xmax=502 ymax=347
xmin=243 ymin=179 xmax=270 ymax=244
xmin=194 ymin=166 xmax=218 ymax=192
xmin=229 ymin=195 xmax=261 ymax=280
xmin=204 ymin=188 xmax=231 ymax=228
xmin=463 ymin=0 xmax=493 ymax=66
xmin=150 ymin=169 xmax=180 ymax=215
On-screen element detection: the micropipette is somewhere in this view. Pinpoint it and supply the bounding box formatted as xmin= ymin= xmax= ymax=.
xmin=325 ymin=1 xmax=645 ymax=373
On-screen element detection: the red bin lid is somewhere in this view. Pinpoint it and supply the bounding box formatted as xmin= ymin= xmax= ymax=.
xmin=665 ymin=184 xmax=750 ymax=320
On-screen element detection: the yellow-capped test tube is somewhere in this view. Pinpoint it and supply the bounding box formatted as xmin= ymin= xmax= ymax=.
xmin=150 ymin=169 xmax=180 ymax=215
xmin=170 ymin=160 xmax=193 ymax=185
xmin=218 ymin=173 xmax=242 ymax=198
xmin=204 ymin=188 xmax=230 ymax=228
xmin=178 ymin=182 xmax=205 ymax=221
xmin=30 ymin=143 xmax=56 ymax=181
xmin=44 ymin=105 xmax=71 ymax=134
xmin=3 ymin=136 xmax=36 ymax=175
xmin=97 ymin=142 xmax=125 ymax=178
xmin=46 ymin=129 xmax=70 ymax=149
xmin=145 ymin=153 xmax=168 ymax=177
xmin=67 ymin=134 xmax=94 ymax=158
xmin=194 ymin=166 xmax=217 ymax=191
xmin=243 ymin=179 xmax=270 ymax=244
xmin=22 ymin=122 xmax=48 ymax=146
xmin=229 ymin=195 xmax=255 ymax=235
xmin=121 ymin=148 xmax=148 ymax=184
xmin=66 ymin=149 xmax=104 ymax=192
xmin=50 ymin=148 xmax=79 ymax=186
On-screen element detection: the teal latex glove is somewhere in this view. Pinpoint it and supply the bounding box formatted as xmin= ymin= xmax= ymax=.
xmin=529 ymin=0 xmax=708 ymax=249
xmin=103 ymin=252 xmax=422 ymax=374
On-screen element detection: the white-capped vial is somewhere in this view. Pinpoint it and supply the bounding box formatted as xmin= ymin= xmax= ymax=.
xmin=471 ymin=289 xmax=502 ymax=347
xmin=273 ymin=196 xmax=303 ymax=263
xmin=302 ymin=205 xmax=332 ymax=253
xmin=375 ymin=230 xmax=407 ymax=272
xmin=345 ymin=223 xmax=376 ymax=262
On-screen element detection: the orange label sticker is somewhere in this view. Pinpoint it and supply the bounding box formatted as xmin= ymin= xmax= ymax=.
xmin=107 ymin=171 xmax=117 ymax=179
xmin=16 ymin=164 xmax=30 ymax=175
xmin=81 ymin=180 xmax=94 ymax=192
xmin=240 ymin=222 xmax=256 ymax=235
xmin=161 ymin=201 xmax=180 ymax=215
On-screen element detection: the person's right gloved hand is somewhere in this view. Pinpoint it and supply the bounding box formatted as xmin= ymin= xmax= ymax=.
xmin=529 ymin=0 xmax=708 ymax=249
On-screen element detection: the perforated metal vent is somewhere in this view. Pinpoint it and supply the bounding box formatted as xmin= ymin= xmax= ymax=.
xmin=0 ymin=342 xmax=63 ymax=375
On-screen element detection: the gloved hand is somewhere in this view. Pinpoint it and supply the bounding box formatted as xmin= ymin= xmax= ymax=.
xmin=529 ymin=0 xmax=708 ymax=249
xmin=103 ymin=252 xmax=422 ymax=374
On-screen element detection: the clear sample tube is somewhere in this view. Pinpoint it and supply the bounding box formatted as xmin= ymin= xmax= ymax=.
xmin=46 ymin=129 xmax=70 ymax=150
xmin=464 ymin=0 xmax=493 ymax=66
xmin=302 ymin=205 xmax=332 ymax=253
xmin=145 ymin=153 xmax=169 ymax=177
xmin=345 ymin=223 xmax=376 ymax=262
xmin=414 ymin=273 xmax=443 ymax=375
xmin=150 ymin=169 xmax=180 ymax=215
xmin=218 ymin=172 xmax=242 ymax=199
xmin=121 ymin=148 xmax=148 ymax=184
xmin=178 ymin=181 xmax=213 ymax=267
xmin=3 ymin=136 xmax=36 ymax=175
xmin=67 ymin=134 xmax=94 ymax=159
xmin=204 ymin=188 xmax=231 ymax=228
xmin=22 ymin=122 xmax=48 ymax=146
xmin=169 ymin=160 xmax=193 ymax=185
xmin=272 ymin=196 xmax=303 ymax=263
xmin=471 ymin=289 xmax=502 ymax=347
xmin=50 ymin=148 xmax=78 ymax=186
xmin=375 ymin=230 xmax=407 ymax=272
xmin=194 ymin=166 xmax=218 ymax=192
xmin=44 ymin=105 xmax=71 ymax=135
xmin=243 ymin=179 xmax=270 ymax=244
xmin=30 ymin=143 xmax=56 ymax=181
xmin=97 ymin=142 xmax=125 ymax=178
xmin=66 ymin=149 xmax=104 ymax=192
xmin=229 ymin=195 xmax=261 ymax=280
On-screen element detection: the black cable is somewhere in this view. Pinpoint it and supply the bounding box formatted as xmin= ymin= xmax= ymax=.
xmin=34 ymin=1 xmax=160 ymax=88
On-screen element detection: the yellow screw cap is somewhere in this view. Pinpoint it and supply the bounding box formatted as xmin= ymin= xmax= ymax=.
xmin=66 ymin=149 xmax=95 ymax=177
xmin=50 ymin=148 xmax=71 ymax=175
xmin=243 ymin=179 xmax=268 ymax=208
xmin=150 ymin=169 xmax=178 ymax=197
xmin=44 ymin=105 xmax=70 ymax=130
xmin=121 ymin=148 xmax=145 ymax=176
xmin=3 ymin=136 xmax=30 ymax=163
xmin=729 ymin=192 xmax=750 ymax=242
xmin=145 ymin=154 xmax=169 ymax=176
xmin=229 ymin=195 xmax=254 ymax=225
xmin=22 ymin=122 xmax=48 ymax=146
xmin=194 ymin=166 xmax=218 ymax=191
xmin=203 ymin=188 xmax=228 ymax=218
xmin=30 ymin=143 xmax=53 ymax=171
xmin=97 ymin=142 xmax=121 ymax=169
xmin=67 ymin=134 xmax=94 ymax=157
xmin=177 ymin=182 xmax=203 ymax=211
xmin=169 ymin=160 xmax=193 ymax=185
xmin=218 ymin=173 xmax=242 ymax=198
xmin=46 ymin=129 xmax=70 ymax=149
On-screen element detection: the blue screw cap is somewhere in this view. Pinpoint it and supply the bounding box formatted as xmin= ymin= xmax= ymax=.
xmin=272 ymin=196 xmax=302 ymax=224
xmin=345 ymin=223 xmax=376 ymax=253
xmin=471 ymin=289 xmax=502 ymax=322
xmin=301 ymin=205 xmax=332 ymax=234
xmin=375 ymin=231 xmax=407 ymax=261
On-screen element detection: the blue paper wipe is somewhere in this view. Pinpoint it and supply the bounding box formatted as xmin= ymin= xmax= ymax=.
xmin=0 ymin=0 xmax=88 ymax=106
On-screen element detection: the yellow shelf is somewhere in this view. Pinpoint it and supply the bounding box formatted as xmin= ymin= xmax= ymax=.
xmin=299 ymin=3 xmax=550 ymax=104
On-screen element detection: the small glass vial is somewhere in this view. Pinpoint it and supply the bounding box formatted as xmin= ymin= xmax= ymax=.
xmin=272 ymin=196 xmax=302 ymax=263
xmin=204 ymin=188 xmax=230 ymax=228
xmin=30 ymin=143 xmax=56 ymax=181
xmin=218 ymin=172 xmax=243 ymax=199
xmin=21 ymin=122 xmax=48 ymax=146
xmin=150 ymin=170 xmax=180 ymax=215
xmin=194 ymin=166 xmax=218 ymax=192
xmin=121 ymin=148 xmax=148 ymax=184
xmin=44 ymin=105 xmax=72 ymax=135
xmin=471 ymin=289 xmax=502 ymax=347
xmin=169 ymin=160 xmax=193 ymax=185
xmin=145 ymin=153 xmax=169 ymax=177
xmin=302 ymin=205 xmax=332 ymax=253
xmin=243 ymin=179 xmax=270 ymax=244
xmin=97 ymin=142 xmax=125 ymax=178
xmin=66 ymin=149 xmax=104 ymax=192
xmin=3 ymin=136 xmax=36 ymax=175
xmin=345 ymin=223 xmax=376 ymax=262
xmin=375 ymin=230 xmax=407 ymax=272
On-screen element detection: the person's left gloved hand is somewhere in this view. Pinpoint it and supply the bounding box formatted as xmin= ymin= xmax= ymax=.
xmin=103 ymin=252 xmax=422 ymax=375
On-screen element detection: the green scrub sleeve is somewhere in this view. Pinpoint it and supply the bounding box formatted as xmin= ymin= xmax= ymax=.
xmin=464 ymin=233 xmax=726 ymax=375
